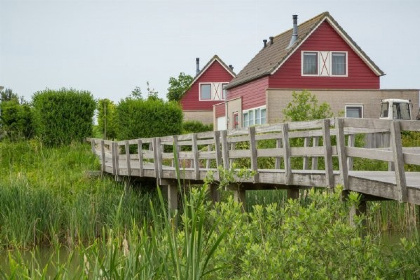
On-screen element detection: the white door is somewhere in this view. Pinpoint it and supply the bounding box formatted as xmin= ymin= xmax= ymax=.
xmin=217 ymin=117 xmax=227 ymax=130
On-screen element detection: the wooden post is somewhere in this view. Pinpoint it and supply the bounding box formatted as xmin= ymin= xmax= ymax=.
xmin=312 ymin=136 xmax=319 ymax=170
xmin=111 ymin=142 xmax=116 ymax=175
xmin=214 ymin=131 xmax=222 ymax=168
xmin=100 ymin=140 xmax=105 ymax=175
xmin=233 ymin=187 xmax=246 ymax=212
xmin=347 ymin=134 xmax=354 ymax=171
xmin=167 ymin=184 xmax=178 ymax=214
xmin=173 ymin=135 xmax=180 ymax=170
xmin=125 ymin=140 xmax=131 ymax=177
xmin=137 ymin=139 xmax=144 ymax=177
xmin=209 ymin=184 xmax=221 ymax=204
xmin=152 ymin=138 xmax=159 ymax=179
xmin=275 ymin=138 xmax=283 ymax=169
xmin=336 ymin=118 xmax=349 ymax=190
xmin=322 ymin=119 xmax=334 ymax=188
xmin=390 ymin=121 xmax=407 ymax=202
xmin=90 ymin=139 xmax=96 ymax=154
xmin=192 ymin=133 xmax=200 ymax=180
xmin=221 ymin=130 xmax=229 ymax=170
xmin=287 ymin=188 xmax=299 ymax=200
xmin=281 ymin=123 xmax=291 ymax=185
xmin=249 ymin=126 xmax=259 ymax=183
xmin=302 ymin=137 xmax=310 ymax=170
xmin=114 ymin=142 xmax=120 ymax=177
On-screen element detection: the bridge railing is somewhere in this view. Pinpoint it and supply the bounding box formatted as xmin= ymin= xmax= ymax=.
xmin=88 ymin=118 xmax=420 ymax=200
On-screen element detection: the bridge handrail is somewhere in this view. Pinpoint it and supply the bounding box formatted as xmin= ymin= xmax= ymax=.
xmin=88 ymin=118 xmax=420 ymax=202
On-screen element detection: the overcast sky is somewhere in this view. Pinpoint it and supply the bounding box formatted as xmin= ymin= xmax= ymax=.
xmin=1 ymin=0 xmax=419 ymax=102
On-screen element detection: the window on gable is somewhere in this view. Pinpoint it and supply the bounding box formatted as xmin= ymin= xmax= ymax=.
xmin=200 ymin=84 xmax=211 ymax=100
xmin=303 ymin=52 xmax=318 ymax=75
xmin=345 ymin=105 xmax=363 ymax=118
xmin=302 ymin=51 xmax=348 ymax=77
xmin=199 ymin=82 xmax=229 ymax=101
xmin=332 ymin=52 xmax=346 ymax=75
xmin=222 ymin=83 xmax=228 ymax=100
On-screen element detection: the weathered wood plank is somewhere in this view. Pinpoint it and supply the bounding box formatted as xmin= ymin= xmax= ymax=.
xmin=390 ymin=121 xmax=407 ymax=202
xmin=125 ymin=140 xmax=131 ymax=177
xmin=221 ymin=130 xmax=230 ymax=169
xmin=282 ymin=123 xmax=292 ymax=185
xmin=322 ymin=119 xmax=334 ymax=188
xmin=303 ymin=137 xmax=310 ymax=170
xmin=137 ymin=139 xmax=144 ymax=177
xmin=336 ymin=118 xmax=349 ymax=189
xmin=192 ymin=133 xmax=200 ymax=180
xmin=100 ymin=140 xmax=105 ymax=174
xmin=214 ymin=131 xmax=222 ymax=168
xmin=249 ymin=127 xmax=259 ymax=183
xmin=346 ymin=147 xmax=393 ymax=162
xmin=347 ymin=134 xmax=355 ymax=171
xmin=312 ymin=136 xmax=319 ymax=170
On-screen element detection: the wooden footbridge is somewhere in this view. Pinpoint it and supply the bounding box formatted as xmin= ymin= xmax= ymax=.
xmin=88 ymin=118 xmax=420 ymax=211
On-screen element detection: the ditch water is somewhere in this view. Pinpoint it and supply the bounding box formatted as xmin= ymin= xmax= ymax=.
xmin=0 ymin=229 xmax=417 ymax=277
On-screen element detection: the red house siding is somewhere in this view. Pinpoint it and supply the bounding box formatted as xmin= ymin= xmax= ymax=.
xmin=181 ymin=61 xmax=234 ymax=111
xmin=228 ymin=76 xmax=269 ymax=111
xmin=269 ymin=21 xmax=380 ymax=89
xmin=214 ymin=103 xmax=225 ymax=118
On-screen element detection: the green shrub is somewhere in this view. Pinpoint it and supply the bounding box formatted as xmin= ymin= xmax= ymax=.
xmin=0 ymin=100 xmax=33 ymax=140
xmin=182 ymin=120 xmax=213 ymax=134
xmin=32 ymin=88 xmax=96 ymax=146
xmin=116 ymin=98 xmax=182 ymax=139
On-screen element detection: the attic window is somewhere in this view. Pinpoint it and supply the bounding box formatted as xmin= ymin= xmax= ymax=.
xmin=302 ymin=51 xmax=348 ymax=77
xmin=303 ymin=52 xmax=318 ymax=75
xmin=199 ymin=82 xmax=229 ymax=101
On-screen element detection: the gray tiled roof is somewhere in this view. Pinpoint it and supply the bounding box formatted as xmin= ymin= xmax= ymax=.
xmin=226 ymin=12 xmax=384 ymax=90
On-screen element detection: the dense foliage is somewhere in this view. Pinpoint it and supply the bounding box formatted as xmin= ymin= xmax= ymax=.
xmin=166 ymin=72 xmax=193 ymax=102
xmin=182 ymin=120 xmax=213 ymax=134
xmin=0 ymin=88 xmax=33 ymax=140
xmin=283 ymin=90 xmax=333 ymax=121
xmin=0 ymin=141 xmax=419 ymax=278
xmin=96 ymin=98 xmax=117 ymax=139
xmin=32 ymin=88 xmax=96 ymax=146
xmin=116 ymin=98 xmax=183 ymax=139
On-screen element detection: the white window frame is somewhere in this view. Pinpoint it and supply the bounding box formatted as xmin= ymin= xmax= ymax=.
xmin=345 ymin=104 xmax=363 ymax=118
xmin=301 ymin=51 xmax=348 ymax=77
xmin=222 ymin=83 xmax=228 ymax=100
xmin=302 ymin=52 xmax=319 ymax=76
xmin=199 ymin=83 xmax=211 ymax=100
xmin=331 ymin=52 xmax=348 ymax=76
xmin=243 ymin=106 xmax=267 ymax=127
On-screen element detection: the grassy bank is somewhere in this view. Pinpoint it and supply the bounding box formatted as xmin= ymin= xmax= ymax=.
xmin=1 ymin=140 xmax=420 ymax=278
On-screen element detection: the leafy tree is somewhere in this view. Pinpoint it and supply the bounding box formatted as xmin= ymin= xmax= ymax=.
xmin=0 ymin=88 xmax=33 ymax=140
xmin=283 ymin=90 xmax=333 ymax=122
xmin=97 ymin=99 xmax=117 ymax=139
xmin=1 ymin=88 xmax=20 ymax=102
xmin=131 ymin=82 xmax=161 ymax=101
xmin=166 ymin=72 xmax=193 ymax=102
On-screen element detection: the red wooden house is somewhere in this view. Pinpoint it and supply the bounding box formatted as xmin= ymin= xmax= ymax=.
xmin=215 ymin=12 xmax=418 ymax=130
xmin=180 ymin=55 xmax=235 ymax=125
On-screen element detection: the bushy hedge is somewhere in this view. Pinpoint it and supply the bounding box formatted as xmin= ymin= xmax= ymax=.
xmin=116 ymin=98 xmax=183 ymax=139
xmin=0 ymin=100 xmax=33 ymax=140
xmin=182 ymin=120 xmax=213 ymax=134
xmin=32 ymin=88 xmax=96 ymax=146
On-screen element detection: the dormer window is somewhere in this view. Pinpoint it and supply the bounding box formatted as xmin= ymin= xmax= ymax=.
xmin=302 ymin=51 xmax=347 ymax=77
